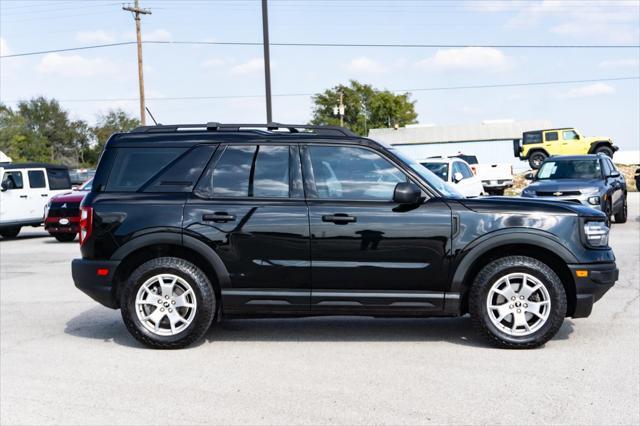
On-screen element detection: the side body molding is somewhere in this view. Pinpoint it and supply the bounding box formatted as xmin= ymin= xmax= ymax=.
xmin=448 ymin=230 xmax=579 ymax=295
xmin=110 ymin=232 xmax=231 ymax=288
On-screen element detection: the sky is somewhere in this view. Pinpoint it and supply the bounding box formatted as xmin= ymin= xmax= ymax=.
xmin=1 ymin=0 xmax=639 ymax=150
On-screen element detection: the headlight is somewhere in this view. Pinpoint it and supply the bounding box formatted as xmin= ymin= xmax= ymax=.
xmin=583 ymin=221 xmax=609 ymax=247
xmin=587 ymin=196 xmax=600 ymax=205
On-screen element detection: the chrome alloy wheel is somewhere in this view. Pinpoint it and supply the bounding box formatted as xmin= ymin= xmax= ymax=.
xmin=486 ymin=273 xmax=551 ymax=337
xmin=135 ymin=274 xmax=197 ymax=336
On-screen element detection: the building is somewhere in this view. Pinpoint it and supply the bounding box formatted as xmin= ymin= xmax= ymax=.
xmin=369 ymin=119 xmax=552 ymax=170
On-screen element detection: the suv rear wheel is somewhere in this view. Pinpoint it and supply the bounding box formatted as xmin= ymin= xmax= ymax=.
xmin=528 ymin=151 xmax=547 ymax=169
xmin=120 ymin=257 xmax=216 ymax=349
xmin=0 ymin=226 xmax=21 ymax=239
xmin=594 ymin=145 xmax=614 ymax=157
xmin=469 ymin=256 xmax=567 ymax=349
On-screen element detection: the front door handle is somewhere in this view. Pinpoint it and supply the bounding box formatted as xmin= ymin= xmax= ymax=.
xmin=41 ymin=194 xmax=49 ymax=197
xmin=19 ymin=195 xmax=27 ymax=199
xmin=202 ymin=212 xmax=236 ymax=223
xmin=322 ymin=213 xmax=357 ymax=224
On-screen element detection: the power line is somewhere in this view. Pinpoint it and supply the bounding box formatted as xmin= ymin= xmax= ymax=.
xmin=3 ymin=40 xmax=640 ymax=58
xmin=3 ymin=76 xmax=637 ymax=104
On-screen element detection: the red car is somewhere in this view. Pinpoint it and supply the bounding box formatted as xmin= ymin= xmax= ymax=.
xmin=44 ymin=179 xmax=91 ymax=242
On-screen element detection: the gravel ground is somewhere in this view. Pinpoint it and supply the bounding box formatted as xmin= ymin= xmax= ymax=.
xmin=1 ymin=194 xmax=638 ymax=425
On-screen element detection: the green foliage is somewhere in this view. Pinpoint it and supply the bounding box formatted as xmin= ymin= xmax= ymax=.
xmin=0 ymin=98 xmax=139 ymax=167
xmin=310 ymin=80 xmax=418 ymax=136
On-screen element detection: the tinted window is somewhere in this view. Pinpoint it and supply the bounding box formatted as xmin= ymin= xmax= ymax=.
xmin=457 ymin=162 xmax=474 ymax=179
xmin=196 ymin=145 xmax=290 ymax=198
xmin=1 ymin=171 xmax=23 ymax=190
xmin=28 ymin=170 xmax=46 ymax=188
xmin=545 ymin=132 xmax=559 ymax=142
xmin=46 ymin=169 xmax=71 ymax=190
xmin=309 ymin=146 xmax=406 ymax=200
xmin=422 ymin=162 xmax=449 ymax=181
xmin=563 ymin=130 xmax=579 ymax=140
xmin=523 ymin=132 xmax=542 ymax=144
xmin=145 ymin=145 xmax=216 ymax=193
xmin=537 ymin=160 xmax=602 ymax=180
xmin=106 ymin=147 xmax=186 ymax=192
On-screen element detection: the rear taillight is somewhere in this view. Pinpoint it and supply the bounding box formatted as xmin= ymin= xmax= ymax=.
xmin=79 ymin=206 xmax=93 ymax=246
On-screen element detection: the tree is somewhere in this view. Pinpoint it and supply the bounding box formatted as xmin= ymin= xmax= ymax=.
xmin=310 ymin=80 xmax=418 ymax=136
xmin=87 ymin=109 xmax=140 ymax=164
xmin=0 ymin=103 xmax=50 ymax=163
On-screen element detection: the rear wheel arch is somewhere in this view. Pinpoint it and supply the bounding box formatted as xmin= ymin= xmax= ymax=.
xmin=452 ymin=237 xmax=577 ymax=316
xmin=588 ymin=141 xmax=614 ymax=154
xmin=525 ymin=148 xmax=549 ymax=159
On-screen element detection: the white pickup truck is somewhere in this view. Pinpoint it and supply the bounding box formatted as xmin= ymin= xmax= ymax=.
xmin=452 ymin=154 xmax=513 ymax=195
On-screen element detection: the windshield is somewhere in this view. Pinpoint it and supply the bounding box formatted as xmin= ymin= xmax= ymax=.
xmin=537 ymin=159 xmax=602 ymax=180
xmin=389 ymin=149 xmax=463 ymax=198
xmin=421 ymin=162 xmax=449 ymax=181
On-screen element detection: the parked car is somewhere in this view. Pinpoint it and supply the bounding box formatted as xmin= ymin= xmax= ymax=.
xmin=69 ymin=168 xmax=95 ymax=187
xmin=72 ymin=122 xmax=618 ymax=349
xmin=451 ymin=154 xmax=513 ymax=195
xmin=44 ymin=178 xmax=92 ymax=242
xmin=521 ymin=154 xmax=627 ymax=225
xmin=419 ymin=157 xmax=484 ymax=196
xmin=0 ymin=163 xmax=72 ymax=238
xmin=514 ymin=127 xmax=618 ymax=169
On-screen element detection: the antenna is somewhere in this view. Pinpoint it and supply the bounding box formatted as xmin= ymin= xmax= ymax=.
xmin=145 ymin=107 xmax=159 ymax=125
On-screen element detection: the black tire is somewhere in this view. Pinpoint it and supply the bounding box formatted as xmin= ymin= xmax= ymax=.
xmin=604 ymin=200 xmax=612 ymax=227
xmin=120 ymin=257 xmax=216 ymax=349
xmin=594 ymin=145 xmax=614 ymax=157
xmin=614 ymin=195 xmax=627 ymax=224
xmin=528 ymin=152 xmax=547 ymax=169
xmin=54 ymin=233 xmax=76 ymax=242
xmin=0 ymin=226 xmax=21 ymax=239
xmin=469 ymin=256 xmax=567 ymax=349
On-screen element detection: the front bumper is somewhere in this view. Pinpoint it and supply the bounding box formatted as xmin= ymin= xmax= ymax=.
xmin=482 ymin=179 xmax=513 ymax=190
xmin=71 ymin=259 xmax=120 ymax=309
xmin=45 ymin=217 xmax=79 ymax=234
xmin=569 ymin=262 xmax=618 ymax=318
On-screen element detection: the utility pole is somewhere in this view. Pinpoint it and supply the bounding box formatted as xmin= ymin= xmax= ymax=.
xmin=261 ymin=0 xmax=273 ymax=123
xmin=123 ymin=0 xmax=151 ymax=125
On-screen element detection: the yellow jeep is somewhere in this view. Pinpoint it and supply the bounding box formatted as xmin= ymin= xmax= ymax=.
xmin=514 ymin=127 xmax=618 ymax=169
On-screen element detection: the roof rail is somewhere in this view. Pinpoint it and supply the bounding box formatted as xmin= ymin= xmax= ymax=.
xmin=130 ymin=122 xmax=358 ymax=137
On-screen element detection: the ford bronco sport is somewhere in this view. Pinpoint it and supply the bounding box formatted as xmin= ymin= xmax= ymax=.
xmin=72 ymin=123 xmax=618 ymax=349
xmin=514 ymin=127 xmax=618 ymax=169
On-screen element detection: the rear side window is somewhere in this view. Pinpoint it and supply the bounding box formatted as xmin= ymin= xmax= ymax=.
xmin=28 ymin=170 xmax=46 ymax=188
xmin=545 ymin=132 xmax=559 ymax=142
xmin=1 ymin=171 xmax=23 ymax=190
xmin=195 ymin=145 xmax=290 ymax=198
xmin=144 ymin=145 xmax=216 ymax=193
xmin=106 ymin=147 xmax=186 ymax=192
xmin=523 ymin=132 xmax=542 ymax=144
xmin=46 ymin=169 xmax=71 ymax=190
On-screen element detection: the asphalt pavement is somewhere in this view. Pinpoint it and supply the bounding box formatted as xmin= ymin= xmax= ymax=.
xmin=1 ymin=194 xmax=638 ymax=425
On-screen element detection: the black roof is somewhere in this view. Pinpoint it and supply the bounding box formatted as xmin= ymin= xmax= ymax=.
xmin=546 ymin=154 xmax=603 ymax=161
xmin=130 ymin=122 xmax=358 ymax=137
xmin=0 ymin=162 xmax=69 ymax=170
xmin=523 ymin=127 xmax=574 ymax=133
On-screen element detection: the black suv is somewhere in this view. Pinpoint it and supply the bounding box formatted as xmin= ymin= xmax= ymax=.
xmin=72 ymin=123 xmax=618 ymax=349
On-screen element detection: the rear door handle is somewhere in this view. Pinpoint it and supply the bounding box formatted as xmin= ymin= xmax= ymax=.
xmin=41 ymin=194 xmax=49 ymax=197
xmin=202 ymin=212 xmax=236 ymax=223
xmin=19 ymin=195 xmax=28 ymax=199
xmin=322 ymin=214 xmax=357 ymax=224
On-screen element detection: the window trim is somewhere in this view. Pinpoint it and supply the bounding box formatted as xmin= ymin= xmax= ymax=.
xmin=301 ymin=143 xmax=418 ymax=203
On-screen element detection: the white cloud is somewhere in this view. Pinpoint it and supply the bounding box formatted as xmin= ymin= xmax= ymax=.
xmin=122 ymin=29 xmax=172 ymax=42
xmin=562 ymin=83 xmax=615 ymax=99
xmin=76 ymin=30 xmax=115 ymax=44
xmin=36 ymin=53 xmax=119 ymax=77
xmin=598 ymin=58 xmax=640 ymax=69
xmin=230 ymin=58 xmax=265 ymax=75
xmin=346 ymin=57 xmax=388 ymax=73
xmin=417 ymin=47 xmax=511 ymax=72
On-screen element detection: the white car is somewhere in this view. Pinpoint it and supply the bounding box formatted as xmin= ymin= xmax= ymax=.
xmin=419 ymin=157 xmax=485 ymax=197
xmin=0 ymin=163 xmax=72 ymax=238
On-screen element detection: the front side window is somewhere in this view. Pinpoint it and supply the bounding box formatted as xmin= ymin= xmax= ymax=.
xmin=196 ymin=145 xmax=290 ymax=198
xmin=421 ymin=162 xmax=449 ymax=182
xmin=309 ymin=146 xmax=406 ymax=200
xmin=563 ymin=130 xmax=579 ymax=140
xmin=28 ymin=170 xmax=46 ymax=189
xmin=537 ymin=160 xmax=602 ymax=180
xmin=457 ymin=162 xmax=474 ymax=179
xmin=1 ymin=171 xmax=23 ymax=190
xmin=545 ymin=131 xmax=559 ymax=142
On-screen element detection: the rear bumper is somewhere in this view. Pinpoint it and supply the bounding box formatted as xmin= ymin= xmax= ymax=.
xmin=569 ymin=262 xmax=618 ymax=318
xmin=71 ymin=259 xmax=120 ymax=309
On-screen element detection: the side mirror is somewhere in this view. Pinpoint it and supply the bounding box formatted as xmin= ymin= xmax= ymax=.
xmin=609 ymin=171 xmax=621 ymax=178
xmin=452 ymin=172 xmax=464 ymax=183
xmin=393 ymin=182 xmax=422 ymax=204
xmin=524 ymin=172 xmax=534 ymax=180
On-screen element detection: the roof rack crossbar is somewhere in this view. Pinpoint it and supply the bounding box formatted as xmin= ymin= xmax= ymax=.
xmin=130 ymin=122 xmax=358 ymax=137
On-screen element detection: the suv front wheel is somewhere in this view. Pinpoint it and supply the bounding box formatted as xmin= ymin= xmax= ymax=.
xmin=469 ymin=256 xmax=567 ymax=349
xmin=528 ymin=151 xmax=547 ymax=169
xmin=120 ymin=257 xmax=216 ymax=349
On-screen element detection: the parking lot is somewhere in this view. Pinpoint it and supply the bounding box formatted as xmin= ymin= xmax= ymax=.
xmin=0 ymin=194 xmax=638 ymax=425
